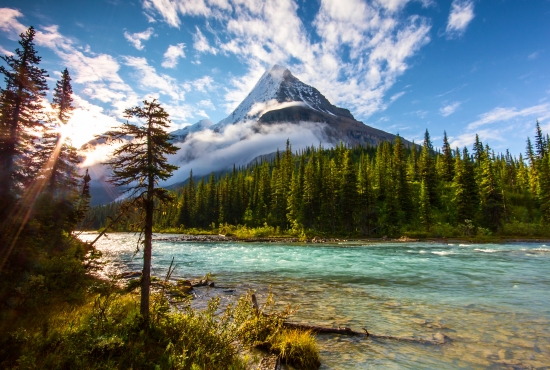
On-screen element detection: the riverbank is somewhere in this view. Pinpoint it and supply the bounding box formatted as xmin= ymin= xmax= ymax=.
xmin=151 ymin=232 xmax=550 ymax=244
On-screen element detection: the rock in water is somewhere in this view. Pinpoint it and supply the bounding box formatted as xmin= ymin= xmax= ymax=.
xmin=257 ymin=354 xmax=281 ymax=370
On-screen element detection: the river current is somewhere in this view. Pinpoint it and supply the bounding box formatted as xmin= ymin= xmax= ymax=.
xmin=78 ymin=233 xmax=550 ymax=369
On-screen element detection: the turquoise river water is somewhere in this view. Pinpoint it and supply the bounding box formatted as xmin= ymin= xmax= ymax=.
xmin=79 ymin=233 xmax=550 ymax=369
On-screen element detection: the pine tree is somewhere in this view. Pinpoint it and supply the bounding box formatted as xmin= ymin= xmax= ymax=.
xmin=40 ymin=69 xmax=79 ymax=198
xmin=0 ymin=26 xmax=48 ymax=207
xmin=539 ymin=154 xmax=550 ymax=224
xmin=103 ymin=99 xmax=178 ymax=322
xmin=534 ymin=120 xmax=547 ymax=159
xmin=478 ymin=145 xmax=504 ymax=231
xmin=393 ymin=135 xmax=412 ymax=220
xmin=441 ymin=131 xmax=454 ymax=182
xmin=453 ymin=147 xmax=478 ymax=224
xmin=419 ymin=129 xmax=438 ymax=208
xmin=357 ymin=155 xmax=376 ymax=234
xmin=338 ymin=150 xmax=357 ymax=232
xmin=473 ymin=134 xmax=484 ymax=166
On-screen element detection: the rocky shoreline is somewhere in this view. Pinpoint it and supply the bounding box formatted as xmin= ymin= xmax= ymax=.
xmin=153 ymin=234 xmax=550 ymax=244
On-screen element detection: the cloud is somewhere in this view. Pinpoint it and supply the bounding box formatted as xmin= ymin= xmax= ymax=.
xmin=449 ymin=128 xmax=511 ymax=150
xmin=123 ymin=56 xmax=188 ymax=101
xmin=390 ymin=91 xmax=406 ymax=103
xmin=162 ymin=43 xmax=186 ymax=68
xmin=412 ymin=110 xmax=428 ymax=118
xmin=167 ymin=119 xmax=332 ymax=185
xmin=0 ymin=8 xmax=26 ymax=38
xmin=142 ymin=0 xmax=216 ymax=28
xmin=468 ymin=104 xmax=550 ymax=130
xmin=527 ymin=51 xmax=539 ymax=60
xmin=198 ymin=99 xmax=215 ymax=110
xmin=445 ymin=0 xmax=474 ymax=38
xmin=124 ymin=27 xmax=154 ymax=50
xmin=193 ymin=26 xmax=218 ymax=54
xmin=247 ymin=99 xmax=307 ymax=118
xmin=0 ymin=44 xmax=13 ymax=55
xmin=191 ymin=75 xmax=214 ymax=92
xmin=449 ymin=103 xmax=550 ymax=151
xmin=440 ymin=101 xmax=461 ymax=117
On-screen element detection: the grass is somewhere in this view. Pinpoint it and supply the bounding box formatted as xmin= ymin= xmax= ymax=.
xmin=0 ymin=274 xmax=320 ymax=370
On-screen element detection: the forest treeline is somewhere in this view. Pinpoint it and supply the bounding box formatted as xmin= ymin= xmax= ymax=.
xmin=86 ymin=125 xmax=550 ymax=238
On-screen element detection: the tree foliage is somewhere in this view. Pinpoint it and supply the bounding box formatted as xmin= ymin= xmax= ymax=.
xmin=103 ymin=99 xmax=178 ymax=321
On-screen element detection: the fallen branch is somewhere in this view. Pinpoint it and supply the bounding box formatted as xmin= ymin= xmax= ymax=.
xmin=283 ymin=322 xmax=451 ymax=345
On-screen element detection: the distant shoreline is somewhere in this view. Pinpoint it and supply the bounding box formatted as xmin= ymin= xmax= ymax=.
xmin=79 ymin=231 xmax=550 ymax=244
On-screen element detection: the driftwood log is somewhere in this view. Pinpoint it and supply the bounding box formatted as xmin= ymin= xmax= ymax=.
xmin=250 ymin=294 xmax=452 ymax=346
xmin=284 ymin=321 xmax=451 ymax=345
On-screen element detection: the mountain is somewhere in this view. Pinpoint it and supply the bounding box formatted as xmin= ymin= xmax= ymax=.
xmin=175 ymin=64 xmax=410 ymax=147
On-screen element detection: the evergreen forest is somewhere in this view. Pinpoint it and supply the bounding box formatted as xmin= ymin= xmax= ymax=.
xmin=86 ymin=126 xmax=550 ymax=239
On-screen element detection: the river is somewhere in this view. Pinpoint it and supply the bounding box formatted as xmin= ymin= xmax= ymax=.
xmin=78 ymin=232 xmax=550 ymax=369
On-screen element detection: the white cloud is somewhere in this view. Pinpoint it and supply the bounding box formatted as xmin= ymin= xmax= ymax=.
xmin=440 ymin=101 xmax=461 ymax=117
xmin=449 ymin=103 xmax=550 ymax=151
xmin=390 ymin=91 xmax=406 ymax=103
xmin=193 ymin=26 xmax=218 ymax=54
xmin=124 ymin=27 xmax=154 ymax=50
xmin=412 ymin=110 xmax=428 ymax=118
xmin=168 ymin=119 xmax=332 ymax=185
xmin=527 ymin=51 xmax=539 ymax=60
xmin=142 ymin=0 xmax=216 ymax=28
xmin=123 ymin=56 xmax=187 ymax=101
xmin=468 ymin=104 xmax=550 ymax=130
xmin=191 ymin=75 xmax=214 ymax=92
xmin=0 ymin=44 xmax=13 ymax=55
xmin=0 ymin=8 xmax=26 ymax=38
xmin=198 ymin=99 xmax=215 ymax=110
xmin=445 ymin=0 xmax=474 ymax=38
xmin=449 ymin=128 xmax=511 ymax=150
xmin=162 ymin=43 xmax=186 ymax=68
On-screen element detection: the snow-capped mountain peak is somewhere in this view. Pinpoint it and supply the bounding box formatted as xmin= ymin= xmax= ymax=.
xmin=215 ymin=65 xmax=355 ymax=128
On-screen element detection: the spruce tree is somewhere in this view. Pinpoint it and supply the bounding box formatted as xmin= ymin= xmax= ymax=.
xmin=393 ymin=135 xmax=412 ymax=219
xmin=419 ymin=129 xmax=438 ymax=208
xmin=453 ymin=147 xmax=478 ymax=224
xmin=104 ymin=99 xmax=178 ymax=322
xmin=473 ymin=134 xmax=484 ymax=166
xmin=478 ymin=145 xmax=504 ymax=231
xmin=357 ymin=155 xmax=376 ymax=234
xmin=0 ymin=26 xmax=48 ymax=207
xmin=441 ymin=131 xmax=454 ymax=182
xmin=338 ymin=150 xmax=357 ymax=232
xmin=534 ymin=121 xmax=547 ymax=159
xmin=539 ymin=154 xmax=550 ymax=224
xmin=40 ymin=69 xmax=79 ymax=197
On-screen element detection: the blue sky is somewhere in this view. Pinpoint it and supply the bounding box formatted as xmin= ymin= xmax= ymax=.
xmin=0 ymin=0 xmax=549 ymax=155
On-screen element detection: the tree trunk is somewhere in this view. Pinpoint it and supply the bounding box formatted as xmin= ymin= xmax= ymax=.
xmin=141 ymin=111 xmax=155 ymax=323
xmin=141 ymin=189 xmax=153 ymax=322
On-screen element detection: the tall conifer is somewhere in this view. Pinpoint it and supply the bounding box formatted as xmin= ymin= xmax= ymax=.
xmin=0 ymin=26 xmax=48 ymax=205
xmin=104 ymin=99 xmax=178 ymax=322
